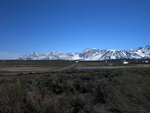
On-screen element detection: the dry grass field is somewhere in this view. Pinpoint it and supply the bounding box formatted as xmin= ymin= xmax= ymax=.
xmin=0 ymin=60 xmax=75 ymax=75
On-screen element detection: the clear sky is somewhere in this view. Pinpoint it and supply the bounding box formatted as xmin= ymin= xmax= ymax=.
xmin=0 ymin=0 xmax=150 ymax=59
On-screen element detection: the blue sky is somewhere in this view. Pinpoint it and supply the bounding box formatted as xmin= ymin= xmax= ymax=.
xmin=0 ymin=0 xmax=150 ymax=59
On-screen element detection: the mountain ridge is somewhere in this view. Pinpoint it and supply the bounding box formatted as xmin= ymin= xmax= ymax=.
xmin=19 ymin=45 xmax=150 ymax=60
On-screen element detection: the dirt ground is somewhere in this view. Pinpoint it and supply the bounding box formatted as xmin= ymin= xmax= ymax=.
xmin=0 ymin=60 xmax=75 ymax=75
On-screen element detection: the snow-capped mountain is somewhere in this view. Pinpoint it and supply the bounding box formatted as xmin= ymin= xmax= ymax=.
xmin=19 ymin=45 xmax=150 ymax=60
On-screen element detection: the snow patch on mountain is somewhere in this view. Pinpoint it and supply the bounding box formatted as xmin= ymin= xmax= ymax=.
xmin=19 ymin=45 xmax=150 ymax=60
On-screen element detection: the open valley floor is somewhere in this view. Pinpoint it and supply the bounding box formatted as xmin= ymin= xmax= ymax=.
xmin=0 ymin=60 xmax=150 ymax=113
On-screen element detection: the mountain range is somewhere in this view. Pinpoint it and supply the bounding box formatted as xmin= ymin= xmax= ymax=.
xmin=19 ymin=45 xmax=150 ymax=60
